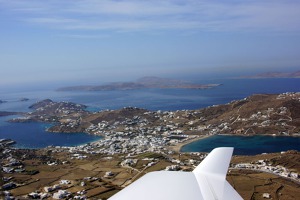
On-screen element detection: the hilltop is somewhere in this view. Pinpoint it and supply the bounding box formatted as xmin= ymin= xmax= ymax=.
xmin=13 ymin=92 xmax=299 ymax=137
xmin=57 ymin=76 xmax=220 ymax=91
xmin=195 ymin=92 xmax=300 ymax=135
xmin=2 ymin=92 xmax=300 ymax=199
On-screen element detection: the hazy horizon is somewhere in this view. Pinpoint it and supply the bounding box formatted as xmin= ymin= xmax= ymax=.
xmin=1 ymin=0 xmax=300 ymax=88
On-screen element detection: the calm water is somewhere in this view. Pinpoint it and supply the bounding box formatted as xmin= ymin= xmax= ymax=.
xmin=181 ymin=135 xmax=300 ymax=155
xmin=1 ymin=78 xmax=300 ymax=112
xmin=0 ymin=78 xmax=299 ymax=150
xmin=0 ymin=116 xmax=101 ymax=149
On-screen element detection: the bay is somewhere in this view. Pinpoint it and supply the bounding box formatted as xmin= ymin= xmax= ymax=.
xmin=0 ymin=116 xmax=101 ymax=149
xmin=1 ymin=78 xmax=300 ymax=112
xmin=181 ymin=135 xmax=300 ymax=155
xmin=0 ymin=78 xmax=299 ymax=149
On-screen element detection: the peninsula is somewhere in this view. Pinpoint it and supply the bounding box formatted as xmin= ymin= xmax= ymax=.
xmin=2 ymin=92 xmax=300 ymax=199
xmin=11 ymin=92 xmax=300 ymax=137
xmin=57 ymin=76 xmax=221 ymax=91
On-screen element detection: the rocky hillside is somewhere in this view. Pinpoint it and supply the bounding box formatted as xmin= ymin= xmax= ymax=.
xmin=195 ymin=93 xmax=300 ymax=135
xmin=9 ymin=92 xmax=300 ymax=136
xmin=78 ymin=92 xmax=300 ymax=136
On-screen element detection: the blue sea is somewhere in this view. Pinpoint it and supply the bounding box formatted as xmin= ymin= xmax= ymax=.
xmin=0 ymin=78 xmax=300 ymax=151
xmin=0 ymin=116 xmax=101 ymax=149
xmin=181 ymin=135 xmax=300 ymax=155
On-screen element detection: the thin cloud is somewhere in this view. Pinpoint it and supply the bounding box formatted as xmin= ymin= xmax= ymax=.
xmin=68 ymin=0 xmax=187 ymax=16
xmin=27 ymin=17 xmax=79 ymax=24
xmin=59 ymin=34 xmax=110 ymax=39
xmin=1 ymin=0 xmax=300 ymax=33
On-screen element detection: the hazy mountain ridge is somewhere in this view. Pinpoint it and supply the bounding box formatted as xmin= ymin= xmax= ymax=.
xmin=57 ymin=76 xmax=220 ymax=91
xmin=241 ymin=70 xmax=300 ymax=79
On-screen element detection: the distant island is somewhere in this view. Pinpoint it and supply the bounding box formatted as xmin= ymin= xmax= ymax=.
xmin=20 ymin=98 xmax=29 ymax=102
xmin=10 ymin=92 xmax=300 ymax=136
xmin=0 ymin=111 xmax=20 ymax=117
xmin=240 ymin=70 xmax=300 ymax=79
xmin=0 ymin=100 xmax=7 ymax=104
xmin=3 ymin=92 xmax=300 ymax=199
xmin=57 ymin=76 xmax=221 ymax=91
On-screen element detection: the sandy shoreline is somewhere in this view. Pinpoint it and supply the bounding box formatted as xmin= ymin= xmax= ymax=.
xmin=76 ymin=133 xmax=300 ymax=152
xmin=168 ymin=135 xmax=212 ymax=152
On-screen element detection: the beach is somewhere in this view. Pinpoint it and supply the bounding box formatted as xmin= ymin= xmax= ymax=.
xmin=168 ymin=135 xmax=212 ymax=152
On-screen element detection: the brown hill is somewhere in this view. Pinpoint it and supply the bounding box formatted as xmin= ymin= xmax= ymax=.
xmin=14 ymin=92 xmax=300 ymax=137
xmin=78 ymin=92 xmax=300 ymax=136
xmin=195 ymin=93 xmax=300 ymax=135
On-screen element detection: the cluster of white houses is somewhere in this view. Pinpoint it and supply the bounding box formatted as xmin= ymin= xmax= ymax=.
xmin=2 ymin=93 xmax=300 ymax=199
xmin=276 ymin=92 xmax=300 ymax=100
xmin=233 ymin=158 xmax=299 ymax=183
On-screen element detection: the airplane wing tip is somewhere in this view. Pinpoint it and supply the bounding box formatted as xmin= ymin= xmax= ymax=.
xmin=109 ymin=147 xmax=242 ymax=200
xmin=193 ymin=147 xmax=234 ymax=177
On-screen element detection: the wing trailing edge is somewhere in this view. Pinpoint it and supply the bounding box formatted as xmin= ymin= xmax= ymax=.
xmin=109 ymin=147 xmax=243 ymax=200
xmin=193 ymin=147 xmax=234 ymax=178
xmin=193 ymin=147 xmax=243 ymax=200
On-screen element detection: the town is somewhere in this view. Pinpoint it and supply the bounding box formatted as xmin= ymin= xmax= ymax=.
xmin=1 ymin=92 xmax=300 ymax=199
xmin=1 ymin=139 xmax=300 ymax=199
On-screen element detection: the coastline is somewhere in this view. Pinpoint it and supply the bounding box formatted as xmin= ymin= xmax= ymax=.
xmin=168 ymin=135 xmax=212 ymax=152
xmin=176 ymin=134 xmax=300 ymax=155
xmin=2 ymin=89 xmax=300 ymax=151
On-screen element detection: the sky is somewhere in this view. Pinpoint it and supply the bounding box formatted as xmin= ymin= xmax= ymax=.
xmin=1 ymin=0 xmax=300 ymax=87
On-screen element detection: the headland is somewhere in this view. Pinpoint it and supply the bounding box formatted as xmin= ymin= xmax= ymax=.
xmin=1 ymin=92 xmax=300 ymax=199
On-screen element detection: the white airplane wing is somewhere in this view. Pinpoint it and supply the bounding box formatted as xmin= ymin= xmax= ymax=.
xmin=109 ymin=147 xmax=243 ymax=200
